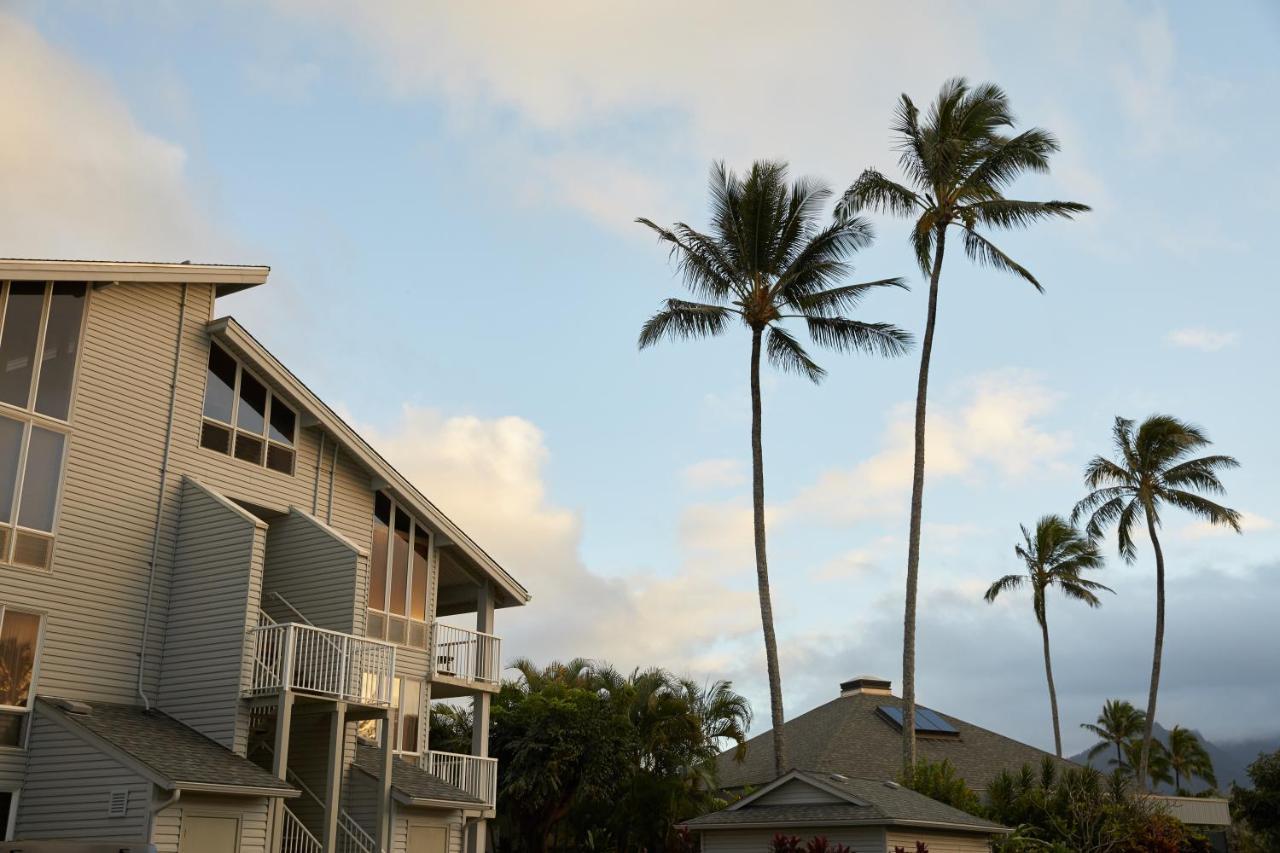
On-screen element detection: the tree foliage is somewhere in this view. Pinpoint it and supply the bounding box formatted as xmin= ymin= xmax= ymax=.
xmin=1231 ymin=748 xmax=1280 ymax=849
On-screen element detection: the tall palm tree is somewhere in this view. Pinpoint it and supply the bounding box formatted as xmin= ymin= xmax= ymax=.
xmin=984 ymin=515 xmax=1111 ymax=757
xmin=1168 ymin=725 xmax=1217 ymax=794
xmin=1073 ymin=415 xmax=1240 ymax=787
xmin=638 ymin=160 xmax=912 ymax=778
xmin=837 ymin=78 xmax=1089 ymax=773
xmin=1081 ymin=699 xmax=1146 ymax=772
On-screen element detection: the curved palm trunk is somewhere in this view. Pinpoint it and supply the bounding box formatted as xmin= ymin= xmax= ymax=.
xmin=1139 ymin=513 xmax=1167 ymax=789
xmin=750 ymin=327 xmax=787 ymax=778
xmin=1037 ymin=601 xmax=1063 ymax=757
xmin=902 ymin=226 xmax=947 ymax=775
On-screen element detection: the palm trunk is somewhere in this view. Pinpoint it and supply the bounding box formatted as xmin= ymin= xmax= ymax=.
xmin=902 ymin=225 xmax=947 ymax=776
xmin=750 ymin=327 xmax=786 ymax=778
xmin=1037 ymin=603 xmax=1063 ymax=758
xmin=1139 ymin=512 xmax=1166 ymax=790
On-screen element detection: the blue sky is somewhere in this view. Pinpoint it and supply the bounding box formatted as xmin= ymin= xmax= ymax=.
xmin=1 ymin=2 xmax=1277 ymax=755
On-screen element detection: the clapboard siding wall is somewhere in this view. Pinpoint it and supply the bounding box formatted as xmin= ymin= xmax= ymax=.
xmin=151 ymin=792 xmax=272 ymax=853
xmin=393 ymin=806 xmax=465 ymax=853
xmin=884 ymin=828 xmax=993 ymax=853
xmin=263 ymin=508 xmax=365 ymax=633
xmin=16 ymin=711 xmax=151 ymax=840
xmin=754 ymin=779 xmax=847 ymax=806
xmin=157 ymin=477 xmax=266 ymax=753
xmin=700 ymin=827 xmax=884 ymax=853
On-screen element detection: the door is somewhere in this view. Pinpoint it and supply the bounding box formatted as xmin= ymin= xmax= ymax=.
xmin=180 ymin=815 xmax=240 ymax=853
xmin=407 ymin=823 xmax=448 ymax=853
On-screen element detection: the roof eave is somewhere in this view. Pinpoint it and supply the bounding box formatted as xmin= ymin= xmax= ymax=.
xmin=0 ymin=258 xmax=270 ymax=292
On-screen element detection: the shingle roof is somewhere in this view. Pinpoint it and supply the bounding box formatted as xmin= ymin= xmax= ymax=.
xmin=717 ymin=691 xmax=1077 ymax=791
xmin=686 ymin=771 xmax=1005 ymax=833
xmin=38 ymin=698 xmax=297 ymax=794
xmin=351 ymin=742 xmax=484 ymax=805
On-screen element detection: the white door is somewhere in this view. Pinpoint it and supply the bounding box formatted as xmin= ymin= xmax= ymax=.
xmin=181 ymin=815 xmax=240 ymax=853
xmin=407 ymin=824 xmax=448 ymax=853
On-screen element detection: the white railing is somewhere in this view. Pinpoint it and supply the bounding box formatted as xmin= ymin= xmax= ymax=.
xmin=338 ymin=811 xmax=380 ymax=853
xmin=248 ymin=621 xmax=396 ymax=706
xmin=426 ymin=750 xmax=498 ymax=807
xmin=430 ymin=623 xmax=501 ymax=686
xmin=282 ymin=805 xmax=323 ymax=853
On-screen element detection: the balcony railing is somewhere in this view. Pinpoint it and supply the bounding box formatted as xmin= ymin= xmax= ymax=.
xmin=248 ymin=620 xmax=396 ymax=706
xmin=426 ymin=750 xmax=498 ymax=807
xmin=429 ymin=623 xmax=500 ymax=687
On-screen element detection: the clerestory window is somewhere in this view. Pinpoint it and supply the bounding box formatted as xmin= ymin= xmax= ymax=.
xmin=365 ymin=492 xmax=432 ymax=649
xmin=200 ymin=343 xmax=297 ymax=475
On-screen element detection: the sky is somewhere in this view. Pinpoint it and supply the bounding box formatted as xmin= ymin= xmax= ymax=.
xmin=2 ymin=1 xmax=1278 ymax=756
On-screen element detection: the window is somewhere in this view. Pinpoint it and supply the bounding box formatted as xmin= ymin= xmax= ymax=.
xmin=356 ymin=676 xmax=424 ymax=754
xmin=0 ymin=282 xmax=88 ymax=422
xmin=0 ymin=788 xmax=14 ymax=840
xmin=200 ymin=344 xmax=297 ymax=474
xmin=0 ymin=608 xmax=41 ymax=748
xmin=365 ymin=492 xmax=432 ymax=648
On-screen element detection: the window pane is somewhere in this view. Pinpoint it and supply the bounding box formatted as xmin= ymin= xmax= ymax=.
xmin=0 ymin=610 xmax=40 ymax=707
xmin=236 ymin=371 xmax=267 ymax=434
xmin=265 ymin=444 xmax=294 ymax=474
xmin=0 ymin=713 xmax=21 ymax=747
xmin=390 ymin=507 xmax=410 ymax=616
xmin=0 ymin=416 xmax=24 ymax=523
xmin=200 ymin=421 xmax=231 ymax=454
xmin=268 ymin=398 xmax=295 ymax=446
xmin=400 ymin=679 xmax=422 ymax=752
xmin=34 ymin=282 xmax=87 ymax=420
xmin=17 ymin=426 xmax=64 ymax=532
xmin=203 ymin=345 xmax=237 ymax=422
xmin=0 ymin=282 xmax=46 ymax=409
xmin=233 ymin=432 xmax=263 ymax=465
xmin=411 ymin=525 xmax=430 ymax=621
xmin=369 ymin=493 xmax=390 ymax=608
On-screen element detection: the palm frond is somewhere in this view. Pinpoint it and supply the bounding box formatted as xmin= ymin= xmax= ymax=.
xmin=964 ymin=198 xmax=1091 ymax=230
xmin=962 ymin=129 xmax=1062 ymax=191
xmin=836 ymin=169 xmax=922 ymax=221
xmin=960 ymin=227 xmax=1043 ymax=291
xmin=1162 ymin=489 xmax=1242 ymax=532
xmin=984 ymin=573 xmax=1024 ymax=602
xmin=765 ymin=324 xmax=825 ymax=383
xmin=804 ymin=316 xmax=913 ymax=358
xmin=638 ymin=300 xmax=735 ymax=349
xmin=1162 ymin=455 xmax=1240 ymax=492
xmin=792 ymin=278 xmax=909 ymax=317
xmin=635 ymin=217 xmax=740 ymax=302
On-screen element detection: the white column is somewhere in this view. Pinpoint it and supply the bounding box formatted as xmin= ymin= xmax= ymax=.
xmin=376 ymin=708 xmax=394 ymax=850
xmin=322 ymin=702 xmax=347 ymax=852
xmin=468 ymin=583 xmax=495 ymax=853
xmin=270 ymin=693 xmax=294 ymax=853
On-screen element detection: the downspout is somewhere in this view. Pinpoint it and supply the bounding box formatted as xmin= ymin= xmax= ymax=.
xmin=147 ymin=788 xmax=182 ymax=843
xmin=138 ymin=283 xmax=188 ymax=711
xmin=325 ymin=440 xmax=337 ymax=525
xmin=312 ymin=431 xmax=325 ymax=515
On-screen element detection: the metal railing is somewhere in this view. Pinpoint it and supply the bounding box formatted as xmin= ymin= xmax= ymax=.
xmin=429 ymin=623 xmax=501 ymax=686
xmin=282 ymin=805 xmax=323 ymax=853
xmin=426 ymin=750 xmax=498 ymax=806
xmin=338 ymin=811 xmax=380 ymax=853
xmin=248 ymin=620 xmax=396 ymax=705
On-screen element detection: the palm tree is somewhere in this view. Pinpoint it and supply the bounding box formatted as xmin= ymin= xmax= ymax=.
xmin=1081 ymin=699 xmax=1146 ymax=772
xmin=837 ymin=78 xmax=1089 ymax=774
xmin=984 ymin=516 xmax=1111 ymax=757
xmin=1168 ymin=725 xmax=1217 ymax=794
xmin=638 ymin=160 xmax=912 ymax=778
xmin=1072 ymin=415 xmax=1241 ymax=787
xmin=1125 ymin=737 xmax=1174 ymax=789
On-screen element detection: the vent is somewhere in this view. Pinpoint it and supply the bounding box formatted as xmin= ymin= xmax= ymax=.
xmin=840 ymin=675 xmax=893 ymax=697
xmin=107 ymin=787 xmax=129 ymax=817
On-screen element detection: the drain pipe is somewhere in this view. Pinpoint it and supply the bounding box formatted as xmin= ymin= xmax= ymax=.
xmin=312 ymin=432 xmax=325 ymax=514
xmin=325 ymin=440 xmax=337 ymax=524
xmin=138 ymin=283 xmax=188 ymax=711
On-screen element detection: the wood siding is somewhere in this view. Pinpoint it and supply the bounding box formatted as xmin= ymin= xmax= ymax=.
xmin=262 ymin=508 xmax=364 ymax=633
xmin=700 ymin=826 xmax=884 ymax=853
xmin=753 ymin=779 xmax=847 ymax=806
xmin=392 ymin=804 xmax=464 ymax=853
xmin=16 ymin=710 xmax=151 ymax=841
xmin=151 ymin=792 xmax=272 ymax=853
xmin=883 ymin=828 xmax=994 ymax=853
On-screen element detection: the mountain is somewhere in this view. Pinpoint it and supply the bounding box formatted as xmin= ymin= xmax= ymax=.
xmin=1070 ymin=723 xmax=1278 ymax=793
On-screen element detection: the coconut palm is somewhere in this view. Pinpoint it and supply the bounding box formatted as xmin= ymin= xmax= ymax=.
xmin=837 ymin=77 xmax=1089 ymax=773
xmin=1168 ymin=725 xmax=1217 ymax=794
xmin=984 ymin=516 xmax=1111 ymax=757
xmin=1081 ymin=699 xmax=1146 ymax=772
xmin=1072 ymin=415 xmax=1240 ymax=787
xmin=638 ymin=160 xmax=912 ymax=778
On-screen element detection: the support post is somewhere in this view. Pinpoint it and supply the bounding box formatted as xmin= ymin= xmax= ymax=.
xmin=270 ymin=693 xmax=295 ymax=853
xmin=468 ymin=583 xmax=496 ymax=853
xmin=377 ymin=708 xmax=394 ymax=850
xmin=322 ymin=702 xmax=347 ymax=852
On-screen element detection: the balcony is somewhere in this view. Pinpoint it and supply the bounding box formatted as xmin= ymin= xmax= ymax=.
xmin=429 ymin=623 xmax=501 ymax=695
xmin=248 ymin=617 xmax=396 ymax=706
xmin=426 ymin=750 xmax=498 ymax=807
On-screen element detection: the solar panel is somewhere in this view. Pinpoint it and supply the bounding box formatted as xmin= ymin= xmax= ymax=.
xmin=876 ymin=705 xmax=959 ymax=735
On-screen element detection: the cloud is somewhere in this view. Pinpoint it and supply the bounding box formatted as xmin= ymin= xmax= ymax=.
xmin=0 ymin=13 xmax=233 ymax=261
xmin=810 ymin=549 xmax=879 ymax=583
xmin=1166 ymin=328 xmax=1239 ymax=352
xmin=1180 ymin=511 xmax=1272 ymax=540
xmin=681 ymin=458 xmax=747 ymax=491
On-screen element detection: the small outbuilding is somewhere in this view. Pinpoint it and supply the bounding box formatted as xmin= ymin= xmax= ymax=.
xmin=683 ymin=769 xmax=1009 ymax=852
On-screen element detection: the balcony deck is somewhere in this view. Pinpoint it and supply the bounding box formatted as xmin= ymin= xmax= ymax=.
xmin=247 ymin=616 xmax=397 ymax=707
xmin=428 ymin=623 xmax=501 ymax=697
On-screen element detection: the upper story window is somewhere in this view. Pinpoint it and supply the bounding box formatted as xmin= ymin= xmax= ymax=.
xmin=200 ymin=343 xmax=297 ymax=475
xmin=356 ymin=675 xmax=423 ymax=754
xmin=0 ymin=607 xmax=42 ymax=748
xmin=366 ymin=492 xmax=432 ymax=649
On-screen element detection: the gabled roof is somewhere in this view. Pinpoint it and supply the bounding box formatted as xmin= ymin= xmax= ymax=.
xmin=0 ymin=258 xmax=269 ymax=295
xmin=717 ymin=691 xmax=1076 ymax=791
xmin=36 ymin=697 xmax=299 ymax=798
xmin=351 ymin=743 xmax=485 ymax=807
xmin=208 ymin=316 xmax=530 ymax=609
xmin=684 ymin=770 xmax=1006 ymax=833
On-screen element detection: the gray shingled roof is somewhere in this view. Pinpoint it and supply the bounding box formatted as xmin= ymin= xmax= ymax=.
xmin=717 ymin=691 xmax=1076 ymax=791
xmin=686 ymin=771 xmax=1005 ymax=833
xmin=352 ymin=742 xmax=484 ymax=805
xmin=38 ymin=698 xmax=297 ymax=794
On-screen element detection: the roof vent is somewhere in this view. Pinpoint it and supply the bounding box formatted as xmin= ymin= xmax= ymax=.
xmin=48 ymin=696 xmax=93 ymax=715
xmin=107 ymin=787 xmax=129 ymax=817
xmin=840 ymin=675 xmax=893 ymax=697
xmin=829 ymin=773 xmax=849 ymax=782
xmin=883 ymin=780 xmax=901 ymax=790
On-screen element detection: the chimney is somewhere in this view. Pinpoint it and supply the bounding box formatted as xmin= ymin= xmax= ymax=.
xmin=840 ymin=675 xmax=893 ymax=697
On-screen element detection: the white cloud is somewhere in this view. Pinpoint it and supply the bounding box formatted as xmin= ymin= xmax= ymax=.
xmin=1180 ymin=511 xmax=1272 ymax=540
xmin=0 ymin=13 xmax=233 ymax=261
xmin=681 ymin=458 xmax=746 ymax=491
xmin=1166 ymin=328 xmax=1239 ymax=352
xmin=810 ymin=549 xmax=878 ymax=583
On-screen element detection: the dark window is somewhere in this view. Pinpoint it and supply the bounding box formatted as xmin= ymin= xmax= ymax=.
xmin=0 ymin=416 xmax=22 ymax=522
xmin=233 ymin=432 xmax=264 ymax=465
xmin=203 ymin=345 xmax=237 ymax=422
xmin=0 ymin=283 xmax=46 ymax=409
xmin=17 ymin=426 xmax=64 ymax=532
xmin=236 ymin=372 xmax=267 ymax=434
xmin=200 ymin=346 xmax=299 ymax=476
xmin=265 ymin=443 xmax=294 ymax=474
xmin=369 ymin=493 xmax=390 ymax=614
xmin=200 ymin=421 xmax=231 ymax=453
xmin=269 ymin=399 xmax=295 ymax=446
xmin=411 ymin=524 xmax=430 ymax=621
xmin=33 ymin=283 xmax=87 ymax=420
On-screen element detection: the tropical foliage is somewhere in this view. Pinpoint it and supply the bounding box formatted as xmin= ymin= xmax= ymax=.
xmin=1073 ymin=415 xmax=1240 ymax=787
xmin=637 ymin=159 xmax=911 ymax=778
xmin=1230 ymin=748 xmax=1280 ymax=849
xmin=1081 ymin=699 xmax=1147 ymax=773
xmin=837 ymin=77 xmax=1088 ymax=773
xmin=1167 ymin=726 xmax=1217 ymax=794
xmin=901 ymin=758 xmax=983 ymax=815
xmin=985 ymin=515 xmax=1110 ymax=756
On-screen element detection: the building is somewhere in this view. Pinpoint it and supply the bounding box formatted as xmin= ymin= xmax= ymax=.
xmin=683 ymin=769 xmax=1008 ymax=852
xmin=0 ymin=259 xmax=529 ymax=852
xmin=718 ymin=677 xmax=1077 ymax=793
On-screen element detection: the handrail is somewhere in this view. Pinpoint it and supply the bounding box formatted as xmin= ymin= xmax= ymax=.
xmin=429 ymin=623 xmax=501 ymax=686
xmin=270 ymin=590 xmax=314 ymax=625
xmin=425 ymin=750 xmax=498 ymax=807
xmin=256 ymin=743 xmax=383 ymax=853
xmin=281 ymin=804 xmax=322 ymax=853
xmin=247 ymin=622 xmax=396 ymax=705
